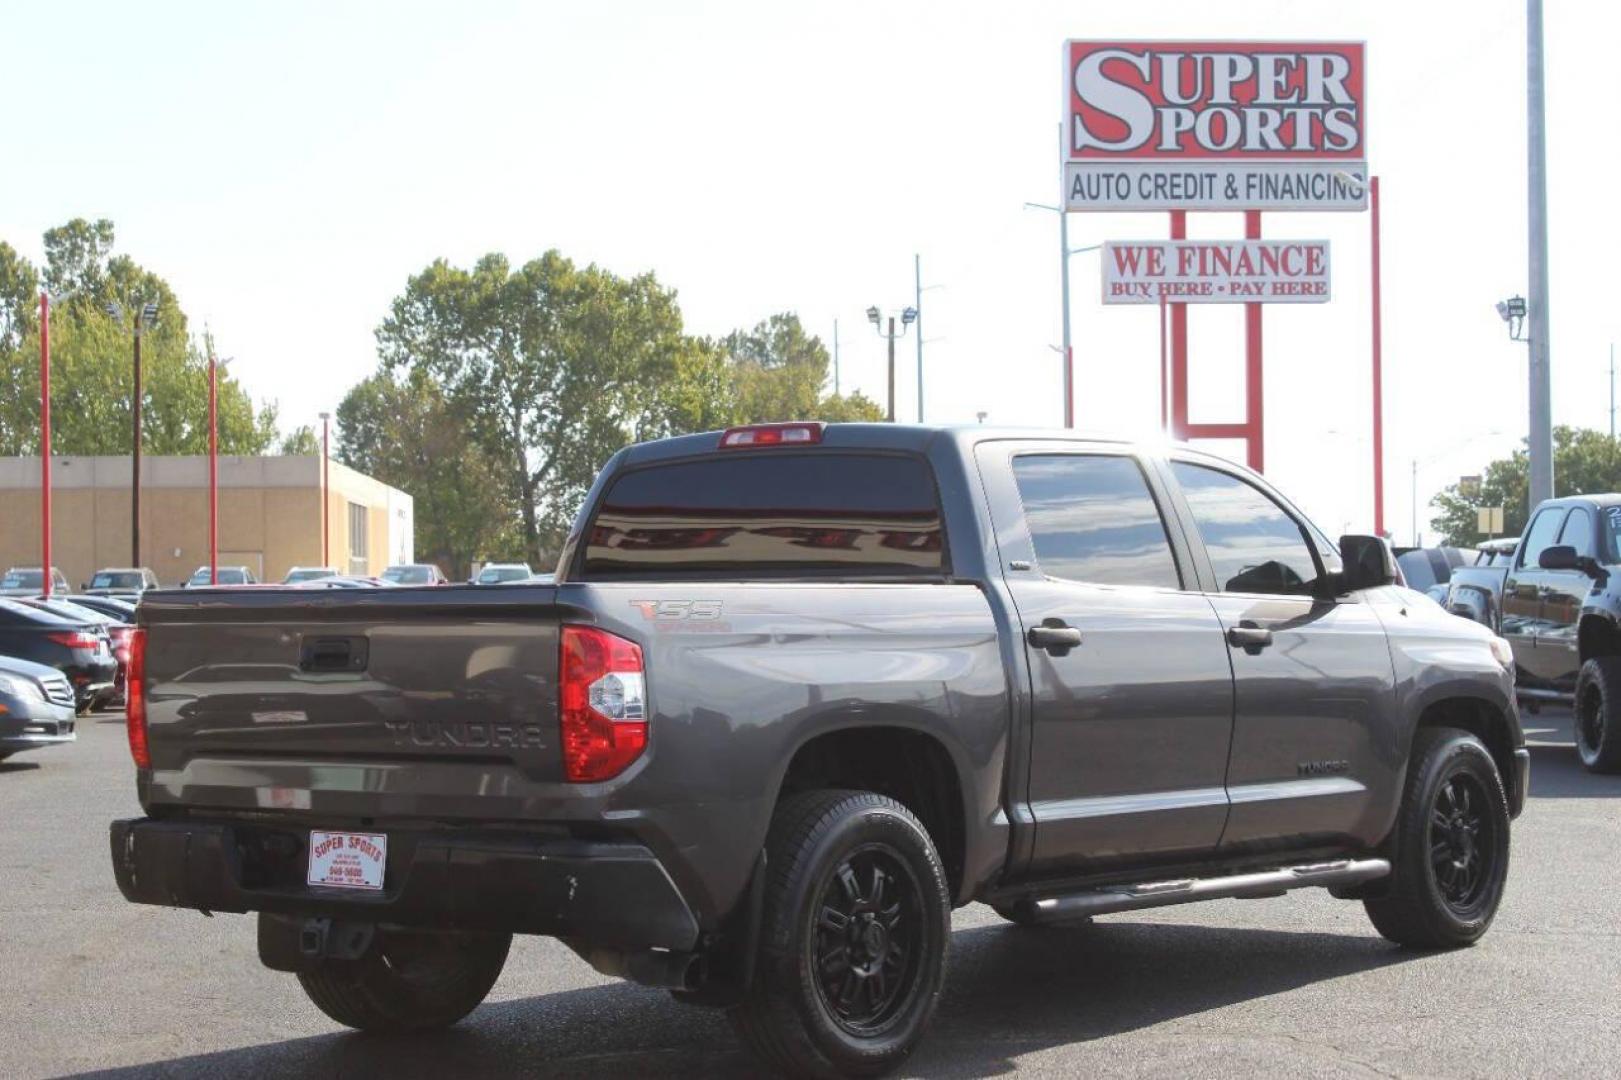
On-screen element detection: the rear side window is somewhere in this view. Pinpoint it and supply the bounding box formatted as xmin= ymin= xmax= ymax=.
xmin=584 ymin=453 xmax=944 ymax=579
xmin=1011 ymin=454 xmax=1180 ymax=589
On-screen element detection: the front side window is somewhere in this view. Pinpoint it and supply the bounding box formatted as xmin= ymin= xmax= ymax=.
xmin=1171 ymin=462 xmax=1322 ymax=596
xmin=1519 ymin=508 xmax=1567 ymax=569
xmin=1011 ymin=454 xmax=1180 ymax=589
xmin=1560 ymin=507 xmax=1595 ymax=560
xmin=584 ymin=453 xmax=944 ymax=579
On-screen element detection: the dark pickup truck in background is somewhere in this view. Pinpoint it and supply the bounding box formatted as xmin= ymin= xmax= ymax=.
xmin=111 ymin=423 xmax=1527 ymax=1077
xmin=1444 ymin=494 xmax=1621 ymax=773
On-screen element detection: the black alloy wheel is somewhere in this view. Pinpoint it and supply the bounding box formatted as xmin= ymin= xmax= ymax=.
xmin=1429 ymin=773 xmax=1497 ymax=916
xmin=812 ymin=845 xmax=923 ymax=1035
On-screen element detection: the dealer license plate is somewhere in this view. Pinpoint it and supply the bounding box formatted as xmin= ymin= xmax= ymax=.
xmin=307 ymin=830 xmax=388 ymax=891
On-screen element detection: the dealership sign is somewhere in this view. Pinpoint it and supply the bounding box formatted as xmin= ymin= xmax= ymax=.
xmin=1065 ymin=41 xmax=1367 ymax=211
xmin=1101 ymin=240 xmax=1331 ymax=304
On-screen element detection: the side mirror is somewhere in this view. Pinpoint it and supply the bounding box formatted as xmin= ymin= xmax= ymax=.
xmin=1337 ymin=534 xmax=1399 ymax=593
xmin=1539 ymin=544 xmax=1578 ymax=571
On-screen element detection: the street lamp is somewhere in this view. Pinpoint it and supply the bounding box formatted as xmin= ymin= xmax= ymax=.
xmin=1496 ymin=295 xmax=1528 ymax=342
xmin=105 ymin=300 xmax=159 ymax=567
xmin=867 ymin=306 xmax=917 ymax=422
xmin=318 ymin=411 xmax=332 ymax=568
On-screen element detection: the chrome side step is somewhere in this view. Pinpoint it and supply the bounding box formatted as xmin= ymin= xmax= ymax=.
xmin=1014 ymin=857 xmax=1391 ymax=923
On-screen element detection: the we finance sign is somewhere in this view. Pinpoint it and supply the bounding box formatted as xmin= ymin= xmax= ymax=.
xmin=1064 ymin=42 xmax=1367 ymax=212
xmin=1102 ymin=240 xmax=1332 ymax=304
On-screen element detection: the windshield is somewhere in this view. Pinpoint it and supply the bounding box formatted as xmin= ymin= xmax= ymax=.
xmin=91 ymin=572 xmax=143 ymax=589
xmin=477 ymin=566 xmax=529 ymax=583
xmin=383 ymin=566 xmax=433 ymax=584
xmin=1 ymin=570 xmax=42 ymax=590
xmin=284 ymin=569 xmax=333 ymax=583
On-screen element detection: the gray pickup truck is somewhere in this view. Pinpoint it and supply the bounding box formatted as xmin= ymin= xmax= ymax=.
xmin=1443 ymin=495 xmax=1621 ymax=772
xmin=111 ymin=423 xmax=1527 ymax=1077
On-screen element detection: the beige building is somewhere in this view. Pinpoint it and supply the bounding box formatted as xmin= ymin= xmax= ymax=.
xmin=0 ymin=455 xmax=413 ymax=588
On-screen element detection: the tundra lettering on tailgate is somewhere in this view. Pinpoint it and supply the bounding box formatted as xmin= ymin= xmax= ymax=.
xmin=383 ymin=718 xmax=547 ymax=750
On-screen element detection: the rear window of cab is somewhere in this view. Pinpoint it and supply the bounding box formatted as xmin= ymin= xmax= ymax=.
xmin=582 ymin=452 xmax=945 ymax=579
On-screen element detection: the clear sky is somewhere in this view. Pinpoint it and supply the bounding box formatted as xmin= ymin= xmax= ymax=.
xmin=4 ymin=0 xmax=1614 ymax=541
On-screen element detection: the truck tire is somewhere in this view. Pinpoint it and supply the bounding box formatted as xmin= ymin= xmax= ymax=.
xmin=730 ymin=789 xmax=951 ymax=1078
xmin=1574 ymin=656 xmax=1621 ymax=773
xmin=296 ymin=928 xmax=510 ymax=1032
xmin=1364 ymin=727 xmax=1510 ymax=949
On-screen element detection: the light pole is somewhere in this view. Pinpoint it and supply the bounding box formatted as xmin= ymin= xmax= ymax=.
xmin=106 ymin=300 xmax=158 ymax=567
xmin=913 ymin=255 xmax=944 ymax=422
xmin=1526 ymin=0 xmax=1554 ymax=509
xmin=207 ymin=352 xmax=232 ymax=585
xmin=1024 ymin=198 xmax=1102 ymax=428
xmin=867 ymin=305 xmax=917 ymax=422
xmin=39 ymin=292 xmax=52 ymax=597
xmin=319 ymin=411 xmax=331 ymax=568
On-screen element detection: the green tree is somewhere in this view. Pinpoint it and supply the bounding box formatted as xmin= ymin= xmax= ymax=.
xmin=1432 ymin=426 xmax=1621 ymax=544
xmin=721 ymin=313 xmax=883 ymax=424
xmin=376 ymin=251 xmax=696 ymax=563
xmin=278 ymin=425 xmax=321 ymax=455
xmin=336 ymin=369 xmax=522 ymax=576
xmin=0 ymin=220 xmax=279 ymax=456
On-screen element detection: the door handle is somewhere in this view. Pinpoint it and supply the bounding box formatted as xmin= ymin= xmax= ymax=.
xmin=1226 ymin=622 xmax=1273 ymax=655
xmin=1027 ymin=619 xmax=1083 ymax=656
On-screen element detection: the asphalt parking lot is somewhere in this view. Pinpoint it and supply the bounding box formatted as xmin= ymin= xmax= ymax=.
xmin=2 ymin=707 xmax=1617 ymax=1079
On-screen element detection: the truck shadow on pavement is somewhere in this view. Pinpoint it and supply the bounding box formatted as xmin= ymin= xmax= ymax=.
xmin=0 ymin=760 xmax=41 ymax=775
xmin=64 ymin=920 xmax=1419 ymax=1079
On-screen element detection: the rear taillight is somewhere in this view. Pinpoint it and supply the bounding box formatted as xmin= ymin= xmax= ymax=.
xmin=559 ymin=625 xmax=647 ymax=782
xmin=46 ymin=631 xmax=100 ymax=649
xmin=126 ymin=628 xmax=149 ymax=768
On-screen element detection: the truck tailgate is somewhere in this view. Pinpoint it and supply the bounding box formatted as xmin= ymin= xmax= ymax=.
xmin=138 ymin=586 xmax=563 ymax=816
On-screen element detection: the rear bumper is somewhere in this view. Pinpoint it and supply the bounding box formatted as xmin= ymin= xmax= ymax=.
xmin=109 ymin=817 xmax=700 ymax=952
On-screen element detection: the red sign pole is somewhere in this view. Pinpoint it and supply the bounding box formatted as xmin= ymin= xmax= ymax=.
xmin=39 ymin=292 xmax=51 ymax=597
xmin=208 ymin=350 xmax=218 ymax=585
xmin=1168 ymin=211 xmax=1189 ymax=441
xmin=1370 ymin=176 xmax=1385 ymax=536
xmin=1158 ymin=292 xmax=1168 ymax=433
xmin=1244 ymin=211 xmax=1265 ymax=472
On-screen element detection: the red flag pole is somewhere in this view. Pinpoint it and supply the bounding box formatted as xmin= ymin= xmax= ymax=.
xmin=1158 ymin=292 xmax=1168 ymax=434
xmin=1371 ymin=176 xmax=1386 ymax=537
xmin=208 ymin=349 xmax=218 ymax=585
xmin=39 ymin=292 xmax=51 ymax=597
xmin=1244 ymin=210 xmax=1264 ymax=472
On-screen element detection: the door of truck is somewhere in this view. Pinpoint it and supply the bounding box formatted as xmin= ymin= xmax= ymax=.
xmin=1505 ymin=505 xmax=1568 ymax=688
xmin=1533 ymin=504 xmax=1595 ymax=691
xmin=1160 ymin=457 xmax=1398 ymax=851
xmin=976 ymin=443 xmax=1236 ymax=876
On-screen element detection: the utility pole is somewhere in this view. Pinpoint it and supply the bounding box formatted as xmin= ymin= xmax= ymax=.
xmin=39 ymin=292 xmax=52 ymax=597
xmin=886 ymin=316 xmax=896 ymax=422
xmin=914 ymin=254 xmax=924 ymax=423
xmin=1526 ymin=0 xmax=1554 ymax=507
xmin=132 ymin=312 xmax=141 ymax=567
xmin=832 ymin=319 xmax=840 ymax=397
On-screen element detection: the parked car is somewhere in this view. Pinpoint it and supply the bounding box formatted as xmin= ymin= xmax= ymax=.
xmin=471 ymin=562 xmax=533 ymax=584
xmin=54 ymin=594 xmax=138 ymax=622
xmin=1443 ymin=495 xmax=1621 ymax=772
xmin=83 ymin=567 xmax=160 ymax=597
xmin=283 ymin=566 xmax=339 ymax=584
xmin=0 ymin=598 xmax=117 ymax=711
xmin=1 ymin=567 xmax=71 ymax=596
xmin=0 ymin=656 xmax=76 ymax=762
xmin=287 ymin=576 xmax=393 ymax=589
xmin=15 ymin=598 xmax=133 ymax=708
xmin=112 ymin=424 xmax=1525 ymax=1076
xmin=1393 ymin=545 xmax=1472 ymax=604
xmin=380 ymin=564 xmax=448 ymax=586
xmin=182 ymin=565 xmax=259 ymax=587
